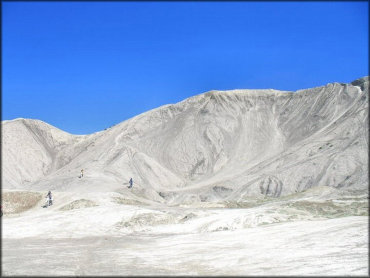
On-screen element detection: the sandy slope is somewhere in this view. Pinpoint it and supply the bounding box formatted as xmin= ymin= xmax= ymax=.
xmin=1 ymin=77 xmax=368 ymax=275
xmin=2 ymin=77 xmax=368 ymax=202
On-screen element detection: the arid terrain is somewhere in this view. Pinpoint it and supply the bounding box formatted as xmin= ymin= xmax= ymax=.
xmin=2 ymin=77 xmax=368 ymax=275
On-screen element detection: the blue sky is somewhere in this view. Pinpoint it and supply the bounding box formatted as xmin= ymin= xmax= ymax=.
xmin=3 ymin=1 xmax=368 ymax=134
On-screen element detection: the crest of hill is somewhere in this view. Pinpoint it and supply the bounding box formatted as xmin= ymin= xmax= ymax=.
xmin=2 ymin=118 xmax=88 ymax=187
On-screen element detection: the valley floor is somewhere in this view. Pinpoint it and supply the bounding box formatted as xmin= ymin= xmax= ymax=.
xmin=1 ymin=190 xmax=368 ymax=276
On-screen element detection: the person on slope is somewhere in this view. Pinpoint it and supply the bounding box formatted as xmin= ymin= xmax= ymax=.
xmin=46 ymin=191 xmax=53 ymax=206
xmin=80 ymin=169 xmax=84 ymax=178
xmin=128 ymin=177 xmax=133 ymax=189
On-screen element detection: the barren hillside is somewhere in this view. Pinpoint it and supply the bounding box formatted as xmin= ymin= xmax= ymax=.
xmin=2 ymin=77 xmax=368 ymax=204
xmin=2 ymin=77 xmax=368 ymax=276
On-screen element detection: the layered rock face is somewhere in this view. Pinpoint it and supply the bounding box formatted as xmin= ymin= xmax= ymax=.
xmin=2 ymin=77 xmax=368 ymax=203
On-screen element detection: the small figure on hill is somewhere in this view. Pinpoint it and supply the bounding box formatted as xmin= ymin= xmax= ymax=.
xmin=46 ymin=191 xmax=53 ymax=206
xmin=80 ymin=169 xmax=84 ymax=178
xmin=128 ymin=177 xmax=133 ymax=188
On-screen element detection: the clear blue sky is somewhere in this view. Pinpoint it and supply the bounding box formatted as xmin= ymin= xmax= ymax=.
xmin=3 ymin=1 xmax=368 ymax=134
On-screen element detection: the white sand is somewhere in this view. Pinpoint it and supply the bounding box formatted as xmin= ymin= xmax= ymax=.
xmin=2 ymin=193 xmax=368 ymax=275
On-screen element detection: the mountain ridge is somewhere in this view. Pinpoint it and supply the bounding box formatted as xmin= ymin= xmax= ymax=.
xmin=2 ymin=77 xmax=368 ymax=204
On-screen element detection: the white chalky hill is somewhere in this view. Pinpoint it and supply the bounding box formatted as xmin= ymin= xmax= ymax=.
xmin=1 ymin=77 xmax=368 ymax=276
xmin=3 ymin=77 xmax=368 ymax=203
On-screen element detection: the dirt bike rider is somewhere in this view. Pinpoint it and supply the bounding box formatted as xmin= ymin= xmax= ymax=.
xmin=46 ymin=191 xmax=53 ymax=206
xmin=128 ymin=177 xmax=133 ymax=188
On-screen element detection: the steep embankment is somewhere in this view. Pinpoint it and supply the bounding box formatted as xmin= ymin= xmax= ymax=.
xmin=2 ymin=77 xmax=368 ymax=203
